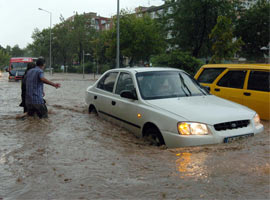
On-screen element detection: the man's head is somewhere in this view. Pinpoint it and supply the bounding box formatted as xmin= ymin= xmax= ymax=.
xmin=25 ymin=62 xmax=35 ymax=74
xmin=36 ymin=58 xmax=46 ymax=68
xmin=27 ymin=62 xmax=35 ymax=70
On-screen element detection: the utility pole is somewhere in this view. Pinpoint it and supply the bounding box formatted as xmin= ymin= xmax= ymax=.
xmin=38 ymin=8 xmax=52 ymax=75
xmin=83 ymin=50 xmax=85 ymax=79
xmin=116 ymin=0 xmax=120 ymax=68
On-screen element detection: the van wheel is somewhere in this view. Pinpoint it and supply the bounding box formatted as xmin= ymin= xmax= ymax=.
xmin=144 ymin=126 xmax=165 ymax=146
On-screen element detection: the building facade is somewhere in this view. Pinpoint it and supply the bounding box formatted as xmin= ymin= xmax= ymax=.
xmin=67 ymin=12 xmax=112 ymax=31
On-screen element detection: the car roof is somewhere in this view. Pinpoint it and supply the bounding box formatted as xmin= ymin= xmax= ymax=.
xmin=108 ymin=67 xmax=184 ymax=73
xmin=201 ymin=64 xmax=270 ymax=70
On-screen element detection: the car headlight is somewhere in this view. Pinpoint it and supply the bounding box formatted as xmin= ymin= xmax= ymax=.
xmin=178 ymin=122 xmax=209 ymax=135
xmin=253 ymin=114 xmax=261 ymax=127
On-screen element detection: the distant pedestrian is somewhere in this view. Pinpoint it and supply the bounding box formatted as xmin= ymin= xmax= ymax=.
xmin=19 ymin=62 xmax=35 ymax=113
xmin=25 ymin=57 xmax=61 ymax=118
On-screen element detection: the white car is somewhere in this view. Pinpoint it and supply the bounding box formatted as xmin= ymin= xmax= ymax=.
xmin=85 ymin=67 xmax=264 ymax=148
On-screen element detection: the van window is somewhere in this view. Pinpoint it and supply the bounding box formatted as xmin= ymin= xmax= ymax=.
xmin=217 ymin=70 xmax=246 ymax=89
xmin=197 ymin=68 xmax=225 ymax=83
xmin=97 ymin=72 xmax=118 ymax=92
xmin=248 ymin=71 xmax=270 ymax=92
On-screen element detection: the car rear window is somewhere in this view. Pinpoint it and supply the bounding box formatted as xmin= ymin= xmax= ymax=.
xmin=97 ymin=72 xmax=118 ymax=92
xmin=248 ymin=71 xmax=270 ymax=92
xmin=197 ymin=68 xmax=225 ymax=83
xmin=217 ymin=70 xmax=246 ymax=89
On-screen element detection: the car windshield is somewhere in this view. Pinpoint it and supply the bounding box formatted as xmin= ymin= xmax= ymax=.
xmin=11 ymin=62 xmax=28 ymax=71
xmin=136 ymin=71 xmax=207 ymax=100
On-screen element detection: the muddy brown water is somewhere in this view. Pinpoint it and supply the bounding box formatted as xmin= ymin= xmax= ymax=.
xmin=0 ymin=72 xmax=269 ymax=200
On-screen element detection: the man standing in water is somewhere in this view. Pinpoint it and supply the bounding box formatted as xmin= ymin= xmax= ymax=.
xmin=25 ymin=57 xmax=61 ymax=118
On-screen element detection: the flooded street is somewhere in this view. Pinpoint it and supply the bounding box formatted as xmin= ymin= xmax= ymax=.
xmin=0 ymin=72 xmax=269 ymax=200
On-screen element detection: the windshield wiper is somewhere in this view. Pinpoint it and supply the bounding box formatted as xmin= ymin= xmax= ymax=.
xmin=179 ymin=74 xmax=192 ymax=96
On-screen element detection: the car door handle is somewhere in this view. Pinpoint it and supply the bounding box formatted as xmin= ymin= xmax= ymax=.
xmin=244 ymin=92 xmax=251 ymax=96
xmin=214 ymin=88 xmax=220 ymax=92
xmin=94 ymin=95 xmax=97 ymax=100
xmin=112 ymin=101 xmax=116 ymax=106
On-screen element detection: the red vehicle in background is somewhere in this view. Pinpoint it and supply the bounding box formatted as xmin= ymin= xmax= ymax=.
xmin=8 ymin=57 xmax=37 ymax=81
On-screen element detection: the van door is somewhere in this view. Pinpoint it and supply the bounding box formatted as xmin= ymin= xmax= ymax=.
xmin=243 ymin=70 xmax=270 ymax=120
xmin=195 ymin=68 xmax=226 ymax=91
xmin=212 ymin=70 xmax=247 ymax=105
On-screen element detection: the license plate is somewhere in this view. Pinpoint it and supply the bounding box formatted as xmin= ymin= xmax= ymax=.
xmin=224 ymin=133 xmax=254 ymax=143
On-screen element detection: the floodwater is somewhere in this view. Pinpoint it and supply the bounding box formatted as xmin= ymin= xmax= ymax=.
xmin=0 ymin=72 xmax=269 ymax=200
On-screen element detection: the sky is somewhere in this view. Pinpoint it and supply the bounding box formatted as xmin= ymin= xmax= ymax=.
xmin=0 ymin=0 xmax=164 ymax=49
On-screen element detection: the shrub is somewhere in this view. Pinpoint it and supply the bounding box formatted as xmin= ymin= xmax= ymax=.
xmin=151 ymin=50 xmax=203 ymax=75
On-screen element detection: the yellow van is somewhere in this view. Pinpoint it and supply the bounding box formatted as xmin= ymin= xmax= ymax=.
xmin=194 ymin=64 xmax=270 ymax=120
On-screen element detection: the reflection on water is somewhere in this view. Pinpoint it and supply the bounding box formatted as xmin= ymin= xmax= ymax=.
xmin=176 ymin=152 xmax=192 ymax=173
xmin=174 ymin=152 xmax=208 ymax=181
xmin=0 ymin=72 xmax=269 ymax=200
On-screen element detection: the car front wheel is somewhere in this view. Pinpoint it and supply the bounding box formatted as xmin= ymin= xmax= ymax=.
xmin=144 ymin=126 xmax=165 ymax=146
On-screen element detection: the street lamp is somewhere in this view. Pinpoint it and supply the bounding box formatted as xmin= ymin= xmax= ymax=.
xmin=83 ymin=50 xmax=91 ymax=79
xmin=116 ymin=0 xmax=120 ymax=68
xmin=38 ymin=8 xmax=52 ymax=75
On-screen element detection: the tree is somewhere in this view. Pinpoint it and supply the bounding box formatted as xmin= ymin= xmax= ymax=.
xmin=68 ymin=13 xmax=97 ymax=65
xmin=235 ymin=0 xmax=270 ymax=60
xmin=209 ymin=16 xmax=244 ymax=63
xmin=166 ymin=0 xmax=239 ymax=57
xmin=53 ymin=16 xmax=74 ymax=66
xmin=0 ymin=49 xmax=10 ymax=68
xmin=151 ymin=50 xmax=203 ymax=75
xmin=91 ymin=30 xmax=112 ymax=71
xmin=11 ymin=45 xmax=24 ymax=57
xmin=28 ymin=28 xmax=51 ymax=59
xmin=105 ymin=10 xmax=166 ymax=66
xmin=29 ymin=13 xmax=97 ymax=68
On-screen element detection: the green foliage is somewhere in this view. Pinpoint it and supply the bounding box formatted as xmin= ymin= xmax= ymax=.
xmin=209 ymin=16 xmax=244 ymax=63
xmin=22 ymin=0 xmax=269 ymax=71
xmin=104 ymin=10 xmax=166 ymax=66
xmin=99 ymin=64 xmax=112 ymax=74
xmin=0 ymin=49 xmax=10 ymax=68
xmin=92 ymin=31 xmax=113 ymax=66
xmin=27 ymin=28 xmax=50 ymax=58
xmin=151 ymin=50 xmax=203 ymax=75
xmin=29 ymin=13 xmax=97 ymax=68
xmin=167 ymin=0 xmax=239 ymax=57
xmin=11 ymin=45 xmax=24 ymax=57
xmin=235 ymin=0 xmax=270 ymax=60
xmin=0 ymin=44 xmax=29 ymax=59
xmin=68 ymin=13 xmax=96 ymax=64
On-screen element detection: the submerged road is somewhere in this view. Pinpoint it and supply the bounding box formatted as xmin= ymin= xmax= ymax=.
xmin=0 ymin=72 xmax=269 ymax=199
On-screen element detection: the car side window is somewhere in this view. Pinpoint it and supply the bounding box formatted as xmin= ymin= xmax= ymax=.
xmin=97 ymin=72 xmax=118 ymax=92
xmin=217 ymin=70 xmax=246 ymax=89
xmin=197 ymin=68 xmax=226 ymax=83
xmin=248 ymin=71 xmax=270 ymax=92
xmin=115 ymin=72 xmax=134 ymax=95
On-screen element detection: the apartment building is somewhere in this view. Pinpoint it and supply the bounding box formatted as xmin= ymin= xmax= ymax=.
xmin=67 ymin=12 xmax=112 ymax=31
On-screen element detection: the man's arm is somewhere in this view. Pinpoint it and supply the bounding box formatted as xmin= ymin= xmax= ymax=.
xmin=40 ymin=77 xmax=61 ymax=88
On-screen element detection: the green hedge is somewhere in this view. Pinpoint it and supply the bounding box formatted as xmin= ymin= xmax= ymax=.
xmin=151 ymin=50 xmax=203 ymax=76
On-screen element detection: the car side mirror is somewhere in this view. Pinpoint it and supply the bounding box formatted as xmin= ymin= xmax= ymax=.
xmin=120 ymin=90 xmax=138 ymax=100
